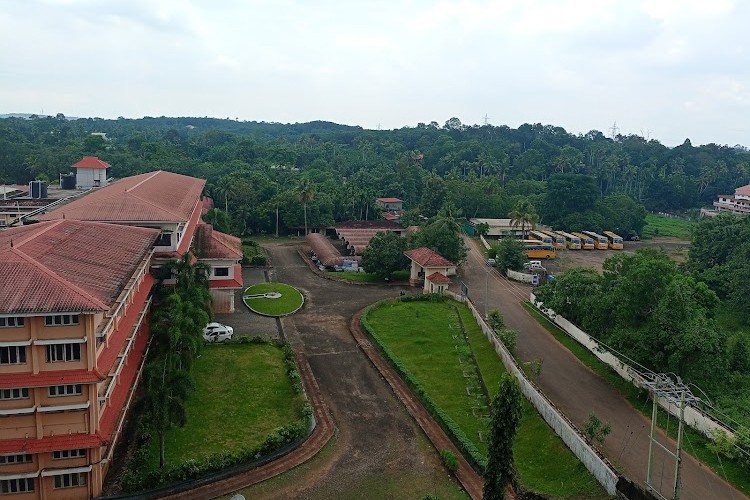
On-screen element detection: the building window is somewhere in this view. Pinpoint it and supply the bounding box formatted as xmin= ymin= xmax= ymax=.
xmin=45 ymin=344 xmax=81 ymax=363
xmin=48 ymin=384 xmax=83 ymax=397
xmin=53 ymin=449 xmax=86 ymax=460
xmin=0 ymin=454 xmax=32 ymax=465
xmin=53 ymin=473 xmax=87 ymax=489
xmin=0 ymin=478 xmax=34 ymax=493
xmin=0 ymin=317 xmax=24 ymax=328
xmin=154 ymin=232 xmax=172 ymax=246
xmin=214 ymin=267 xmax=230 ymax=277
xmin=44 ymin=314 xmax=80 ymax=327
xmin=0 ymin=346 xmax=26 ymax=365
xmin=0 ymin=388 xmax=29 ymax=400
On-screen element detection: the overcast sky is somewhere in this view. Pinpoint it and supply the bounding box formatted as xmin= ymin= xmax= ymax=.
xmin=1 ymin=0 xmax=749 ymax=147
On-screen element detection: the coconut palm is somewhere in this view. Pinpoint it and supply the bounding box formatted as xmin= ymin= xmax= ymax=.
xmin=509 ymin=198 xmax=539 ymax=240
xmin=296 ymin=176 xmax=316 ymax=235
xmin=215 ymin=176 xmax=237 ymax=214
xmin=143 ymin=357 xmax=194 ymax=469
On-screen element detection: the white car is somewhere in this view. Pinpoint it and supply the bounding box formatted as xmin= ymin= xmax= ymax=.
xmin=203 ymin=322 xmax=234 ymax=342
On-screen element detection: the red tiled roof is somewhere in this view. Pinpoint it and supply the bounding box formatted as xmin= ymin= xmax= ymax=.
xmin=735 ymin=184 xmax=750 ymax=196
xmin=195 ymin=223 xmax=242 ymax=260
xmin=210 ymin=264 xmax=244 ymax=289
xmin=335 ymin=220 xmax=402 ymax=230
xmin=426 ymin=272 xmax=452 ymax=284
xmin=41 ymin=170 xmax=206 ymax=223
xmin=72 ymin=156 xmax=112 ymax=169
xmin=0 ymin=369 xmax=100 ymax=389
xmin=404 ymin=247 xmax=455 ymax=268
xmin=0 ymin=220 xmax=158 ymax=314
xmin=376 ymin=197 xmax=402 ymax=203
xmin=383 ymin=212 xmax=399 ymax=221
xmin=0 ymin=433 xmax=103 ymax=454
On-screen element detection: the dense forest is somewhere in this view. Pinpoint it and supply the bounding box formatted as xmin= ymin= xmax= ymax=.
xmin=2 ymin=115 xmax=749 ymax=238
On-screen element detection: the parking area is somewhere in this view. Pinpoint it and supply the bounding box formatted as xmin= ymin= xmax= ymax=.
xmin=543 ymin=237 xmax=690 ymax=274
xmin=214 ymin=266 xmax=280 ymax=340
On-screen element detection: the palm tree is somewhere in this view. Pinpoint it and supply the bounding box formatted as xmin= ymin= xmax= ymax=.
xmin=215 ymin=176 xmax=237 ymax=214
xmin=509 ymin=198 xmax=539 ymax=240
xmin=143 ymin=357 xmax=194 ymax=469
xmin=296 ymin=176 xmax=316 ymax=235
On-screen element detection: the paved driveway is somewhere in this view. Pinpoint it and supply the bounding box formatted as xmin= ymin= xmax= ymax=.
xmin=214 ymin=267 xmax=280 ymax=340
xmin=229 ymin=241 xmax=468 ymax=499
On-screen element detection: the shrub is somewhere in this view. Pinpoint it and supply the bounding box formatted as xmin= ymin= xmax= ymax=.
xmin=440 ymin=449 xmax=459 ymax=473
xmin=250 ymin=255 xmax=267 ymax=266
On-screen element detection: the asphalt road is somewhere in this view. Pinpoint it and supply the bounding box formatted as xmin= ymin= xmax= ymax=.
xmin=460 ymin=236 xmax=745 ymax=500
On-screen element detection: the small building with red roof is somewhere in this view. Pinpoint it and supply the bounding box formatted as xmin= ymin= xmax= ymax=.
xmin=194 ymin=222 xmax=244 ymax=313
xmin=375 ymin=197 xmax=403 ymax=212
xmin=404 ymin=247 xmax=456 ymax=289
xmin=424 ymin=271 xmax=452 ymax=294
xmin=72 ymin=156 xmax=112 ymax=189
xmin=0 ymin=220 xmax=158 ymax=499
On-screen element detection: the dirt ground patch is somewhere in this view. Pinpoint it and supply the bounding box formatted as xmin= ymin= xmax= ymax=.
xmin=544 ymin=237 xmax=691 ymax=274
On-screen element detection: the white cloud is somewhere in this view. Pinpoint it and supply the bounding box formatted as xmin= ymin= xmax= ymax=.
xmin=0 ymin=0 xmax=748 ymax=146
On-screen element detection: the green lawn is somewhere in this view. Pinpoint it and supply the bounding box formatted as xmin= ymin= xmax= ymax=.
xmin=146 ymin=343 xmax=306 ymax=468
xmin=524 ymin=303 xmax=750 ymax=496
xmin=243 ymin=282 xmax=304 ymax=316
xmin=642 ymin=213 xmax=693 ymax=239
xmin=366 ymin=299 xmax=608 ymax=498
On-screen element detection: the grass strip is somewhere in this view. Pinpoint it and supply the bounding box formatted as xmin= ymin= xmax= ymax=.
xmin=365 ymin=298 xmax=608 ymax=498
xmin=458 ymin=307 xmax=608 ymax=498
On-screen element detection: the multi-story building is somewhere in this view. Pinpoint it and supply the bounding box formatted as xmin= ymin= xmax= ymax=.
xmin=40 ymin=170 xmax=243 ymax=312
xmin=704 ymin=184 xmax=750 ymax=216
xmin=0 ymin=220 xmax=158 ymax=499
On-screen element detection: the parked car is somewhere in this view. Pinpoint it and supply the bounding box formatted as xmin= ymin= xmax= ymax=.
xmin=523 ymin=260 xmax=544 ymax=271
xmin=203 ymin=322 xmax=234 ymax=342
xmin=487 ymin=258 xmax=496 ymax=267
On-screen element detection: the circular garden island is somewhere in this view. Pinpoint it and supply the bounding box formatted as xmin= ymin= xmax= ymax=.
xmin=242 ymin=282 xmax=304 ymax=316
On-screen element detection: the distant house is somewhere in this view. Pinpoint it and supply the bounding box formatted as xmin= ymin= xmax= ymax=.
xmin=72 ymin=156 xmax=111 ymax=189
xmin=703 ymin=184 xmax=750 ymax=217
xmin=375 ymin=197 xmax=403 ymax=212
xmin=404 ymin=247 xmax=456 ymax=291
xmin=469 ymin=218 xmax=551 ymax=238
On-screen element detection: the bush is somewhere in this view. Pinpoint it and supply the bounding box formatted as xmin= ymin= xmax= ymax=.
xmin=250 ymin=255 xmax=267 ymax=266
xmin=440 ymin=449 xmax=458 ymax=473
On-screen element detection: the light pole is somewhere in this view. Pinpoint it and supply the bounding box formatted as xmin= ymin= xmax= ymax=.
xmin=484 ymin=267 xmax=492 ymax=319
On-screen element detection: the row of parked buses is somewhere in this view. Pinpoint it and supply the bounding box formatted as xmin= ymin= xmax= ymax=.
xmin=523 ymin=230 xmax=624 ymax=259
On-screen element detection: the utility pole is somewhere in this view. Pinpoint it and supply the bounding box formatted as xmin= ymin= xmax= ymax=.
xmin=484 ymin=268 xmax=492 ymax=319
xmin=275 ymin=206 xmax=279 ymax=238
xmin=642 ymin=373 xmax=698 ymax=500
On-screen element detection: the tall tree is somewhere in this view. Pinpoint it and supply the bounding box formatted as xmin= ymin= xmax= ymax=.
xmin=360 ymin=231 xmax=408 ymax=279
xmin=143 ymin=357 xmax=194 ymax=469
xmin=509 ymin=198 xmax=538 ymax=239
xmin=484 ymin=374 xmax=523 ymax=500
xmin=296 ymin=176 xmax=316 ymax=235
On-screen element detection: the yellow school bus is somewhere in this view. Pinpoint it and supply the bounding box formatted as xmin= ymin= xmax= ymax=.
xmin=603 ymin=231 xmax=624 ymax=250
xmin=522 ymin=239 xmax=556 ymax=259
xmin=583 ymin=230 xmax=609 ymax=250
xmin=555 ymin=230 xmax=581 ymax=250
xmin=572 ymin=232 xmax=595 ymax=250
xmin=542 ymin=230 xmax=566 ymax=250
xmin=529 ymin=230 xmax=554 ymax=247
